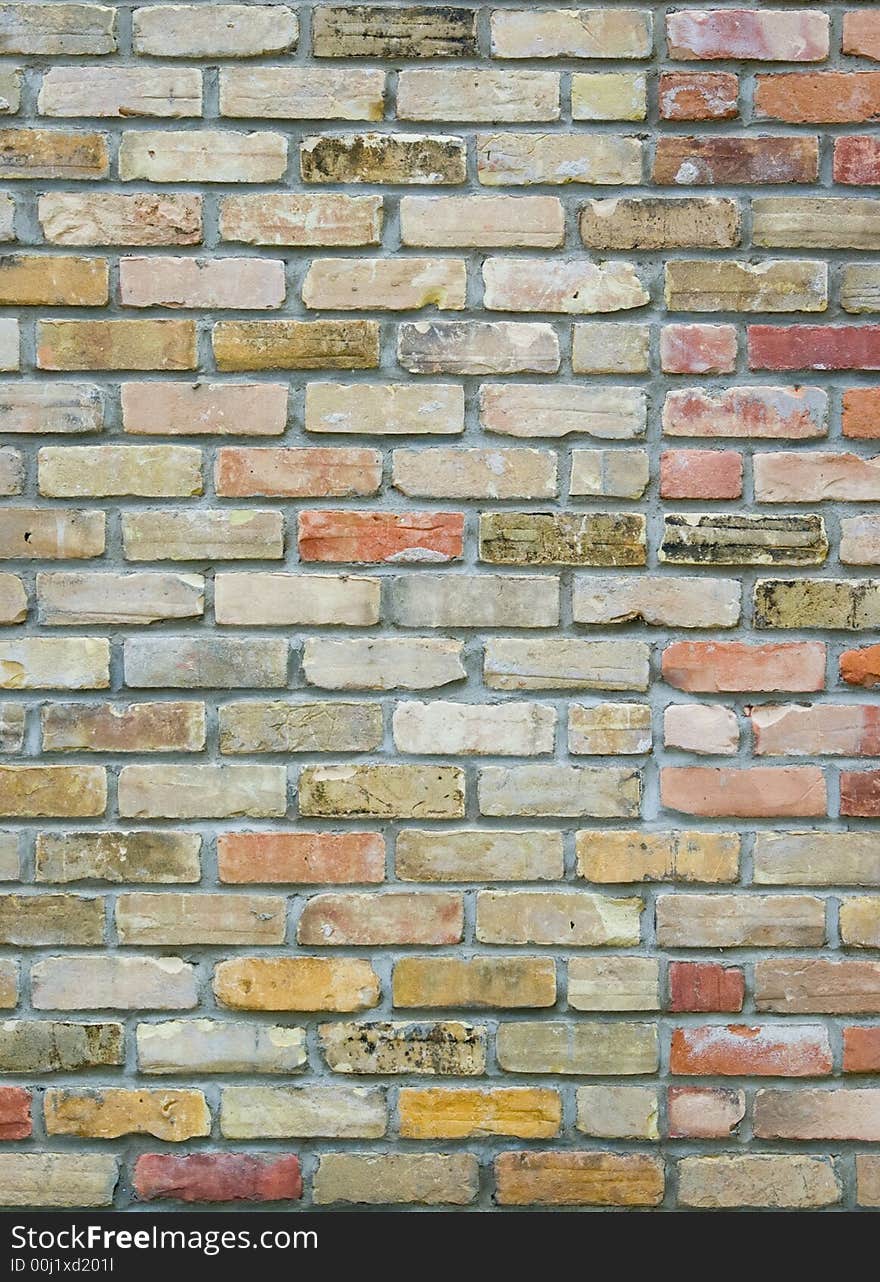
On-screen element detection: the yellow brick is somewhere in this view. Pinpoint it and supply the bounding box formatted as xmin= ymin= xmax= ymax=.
xmin=399 ymin=1087 xmax=561 ymax=1139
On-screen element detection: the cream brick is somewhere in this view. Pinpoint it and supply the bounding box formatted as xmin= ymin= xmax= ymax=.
xmin=397 ymin=70 xmax=559 ymax=122
xmin=132 ymin=5 xmax=298 ymax=57
xmin=305 ymin=383 xmax=464 ymax=435
xmin=393 ymin=701 xmax=555 ymax=756
xmin=477 ymin=132 xmax=642 ymax=185
xmin=220 ymin=68 xmax=383 ymax=121
xmin=401 ymin=196 xmax=564 ymax=248
xmin=39 ymin=68 xmax=201 ymax=118
xmin=120 ymin=131 xmax=287 ymax=184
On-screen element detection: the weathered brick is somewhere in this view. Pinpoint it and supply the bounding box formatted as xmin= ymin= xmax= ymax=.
xmin=399 ymin=321 xmax=559 ymax=375
xmin=668 ymin=1087 xmax=744 ymax=1139
xmin=314 ymin=1153 xmax=477 ymax=1206
xmin=220 ymin=68 xmax=383 ymax=122
xmin=37 ymin=571 xmax=204 ymax=626
xmin=132 ymin=6 xmax=298 ymax=57
xmin=662 ymin=640 xmax=826 ymax=692
xmin=0 ymin=5 xmax=116 ymax=55
xmin=396 ymin=829 xmax=563 ymax=882
xmin=569 ymin=449 xmax=649 ymax=499
xmin=45 ymin=1089 xmax=209 ymax=1141
xmin=37 ymin=320 xmax=196 ymax=372
xmin=215 ymin=958 xmax=380 ymax=1013
xmin=0 ymin=765 xmax=105 ymax=817
xmin=0 ymin=129 xmax=107 ymax=180
xmin=124 ymin=637 xmax=288 ymax=690
xmin=400 ymin=195 xmax=563 ymax=248
xmin=577 ymin=830 xmax=740 ymax=885
xmin=220 ymin=1086 xmax=385 ymax=1139
xmin=568 ymin=703 xmax=650 ymax=755
xmin=298 ymin=511 xmax=463 ymax=562
xmin=567 ymin=957 xmax=660 ymax=1012
xmin=319 ymin=1021 xmax=486 ymax=1076
xmin=313 ymin=6 xmax=475 ymax=57
xmin=32 ymin=956 xmax=197 ymax=1011
xmin=756 ymin=1089 xmax=880 ymax=1142
xmin=572 ymin=322 xmax=650 ymax=373
xmin=756 ymin=958 xmax=880 ymax=1014
xmin=581 ymin=196 xmax=740 ymax=250
xmin=0 ymin=1087 xmax=30 ymax=1138
xmin=220 ymin=700 xmax=381 ymax=756
xmin=298 ymin=891 xmax=463 ymax=946
xmin=483 ymin=257 xmax=647 ymax=314
xmin=668 ymin=962 xmax=745 ymax=1013
xmin=303 ymin=637 xmax=465 ymax=691
xmin=754 ymin=832 xmax=880 ymax=887
xmin=495 ymin=1152 xmax=663 ymax=1208
xmin=841 ymin=644 xmax=880 ymax=688
xmin=572 ymin=72 xmax=646 ymax=121
xmin=666 ymin=10 xmax=828 ymax=62
xmin=576 ymin=1086 xmax=658 ymax=1139
xmin=664 ymin=704 xmax=739 ymax=755
xmin=665 ymin=259 xmax=826 ymax=313
xmin=0 ymin=1021 xmax=122 ymax=1073
xmin=393 ymin=700 xmax=553 ymax=756
xmin=215 ymin=573 xmax=380 ymax=625
xmin=36 ymin=831 xmax=200 ymax=884
xmin=120 ymin=257 xmax=283 ymax=311
xmin=302 ymin=133 xmax=464 ymax=185
xmin=654 ymin=136 xmax=818 ymax=186
xmin=657 ymin=892 xmax=825 ymax=947
xmin=306 ymin=382 xmax=463 ymax=436
xmin=659 ymin=72 xmax=738 ymax=121
xmin=218 ymin=832 xmax=384 ymax=885
xmin=574 ymin=576 xmax=740 ymax=628
xmin=478 ymin=764 xmax=640 ymax=819
xmin=134 ymin=1154 xmax=302 ymax=1204
xmin=39 ymin=193 xmax=202 ymax=246
xmin=660 ymin=449 xmax=742 ymax=499
xmin=678 ymin=1155 xmax=840 ymax=1210
xmin=748 ymin=324 xmax=880 ymax=371
xmin=476 ymin=891 xmax=641 ymax=948
xmin=220 ymin=193 xmax=382 ymax=247
xmin=390 ymin=573 xmax=559 ymax=627
xmin=393 ymin=448 xmax=556 ymax=499
xmin=0 ymin=509 xmax=104 ymax=560
xmin=41 ymin=701 xmax=204 ymax=754
xmin=214 ymin=320 xmax=379 ymax=372
xmin=484 ymin=639 xmax=649 ymax=692
xmin=116 ymin=892 xmax=285 ymax=946
xmin=478 ymin=133 xmax=642 ymax=186
xmin=118 ymin=764 xmax=286 ymax=820
xmin=393 ymin=957 xmax=556 ymax=1009
xmin=671 ymin=1025 xmax=832 ymax=1077
xmin=495 ymin=1020 xmax=658 ymax=1075
xmin=0 ymin=1154 xmax=117 ymax=1208
xmin=754 ymin=579 xmax=880 ymax=630
xmin=661 ymin=765 xmax=827 ymax=818
xmin=835 ymin=136 xmax=880 ymax=185
xmin=40 ymin=68 xmax=201 ymax=118
xmin=753 ymin=197 xmax=880 ymax=250
xmin=299 ymin=763 xmax=464 ymax=819
xmin=123 ymin=510 xmax=283 ymax=560
xmin=844 ymin=12 xmax=880 ymax=62
xmin=663 ymin=386 xmax=827 ymax=439
xmin=303 ymin=258 xmax=465 ymax=311
xmin=480 ymin=512 xmax=645 ymax=567
xmin=120 ymin=130 xmax=286 ymax=184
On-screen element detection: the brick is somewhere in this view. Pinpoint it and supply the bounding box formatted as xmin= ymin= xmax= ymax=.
xmin=398 ymin=70 xmax=559 ymax=122
xmin=842 ymin=266 xmax=880 ymax=314
xmin=755 ymin=579 xmax=880 ymax=630
xmin=393 ymin=700 xmax=554 ymax=756
xmin=756 ymin=72 xmax=880 ymax=124
xmin=835 ymin=136 xmax=880 ymax=185
xmin=478 ymin=132 xmax=642 ymax=186
xmin=32 ymin=955 xmax=197 ymax=1011
xmin=496 ymin=1020 xmax=657 ymax=1074
xmin=37 ymin=571 xmax=204 ymax=626
xmin=399 ymin=1087 xmax=559 ymax=1139
xmin=576 ymin=1086 xmax=658 ymax=1140
xmin=755 ymin=452 xmax=880 ymax=501
xmin=36 ymin=831 xmax=200 ymax=884
xmin=298 ymin=510 xmax=463 ymax=562
xmin=842 ymin=644 xmax=880 ymax=688
xmin=400 ymin=195 xmax=563 ymax=248
xmin=495 ymin=1152 xmax=663 ymax=1208
xmin=45 ymin=1089 xmax=209 ymax=1141
xmin=667 ymin=1087 xmax=744 ymax=1140
xmin=116 ymin=892 xmax=285 ymax=946
xmin=567 ymin=957 xmax=660 ymax=1011
xmin=664 ymin=704 xmax=739 ymax=755
xmin=478 ymin=764 xmax=640 ymax=819
xmin=0 ymin=384 xmax=101 ymax=435
xmin=124 ymin=637 xmax=288 ymax=690
xmin=844 ymin=1028 xmax=880 ymax=1073
xmin=668 ymin=962 xmax=745 ymax=1013
xmin=122 ymin=381 xmax=287 ymax=435
xmin=480 ymin=512 xmax=645 ymax=567
xmin=0 ymin=129 xmax=107 ymax=180
xmin=0 ymin=765 xmax=105 ymax=817
xmin=220 ymin=193 xmax=382 ymax=247
xmin=671 ymin=1025 xmax=831 ymax=1077
xmin=0 ymin=1154 xmax=117 ymax=1208
xmin=393 ymin=957 xmax=555 ymax=1009
xmin=0 ymin=704 xmax=23 ymax=752
xmin=132 ymin=6 xmax=297 ymax=57
xmin=298 ymin=891 xmax=463 ymax=946
xmin=753 ymin=197 xmax=880 ymax=250
xmin=661 ymin=766 xmax=826 ymax=818
xmin=840 ymin=897 xmax=880 ymax=947
xmin=483 ymin=257 xmax=646 ymax=314
xmin=0 ymin=1087 xmax=30 ymax=1138
xmin=0 ymin=961 xmax=15 ymax=1008
xmin=476 ymin=891 xmax=641 ymax=947
xmin=0 ymin=1021 xmax=122 ymax=1073
xmin=654 ymin=136 xmax=818 ymax=186
xmin=569 ymin=703 xmax=650 ymax=755
xmin=120 ymin=131 xmax=286 ymax=184
xmin=312 ymin=7 xmax=476 ymax=58
xmin=578 ymin=831 xmax=739 ymax=885
xmin=396 ymin=829 xmax=563 ymax=882
xmin=214 ymin=958 xmax=380 ymax=1012
xmin=756 ymin=958 xmax=880 ymax=1014
xmin=216 ymin=447 xmax=379 ymax=498
xmin=220 ymin=68 xmax=383 ymax=122
xmin=569 ymin=449 xmax=649 ymax=498
xmin=844 ymin=12 xmax=880 ymax=62
xmin=218 ymin=832 xmax=384 ymax=885
xmin=299 ymin=763 xmax=464 ymax=819
xmin=0 ymin=5 xmax=116 ymax=55
xmin=319 ymin=1021 xmax=486 ymax=1076
xmin=39 ymin=67 xmax=201 ymax=118
xmin=754 ymin=832 xmax=880 ymax=887
xmin=572 ymin=322 xmax=650 ymax=373
xmin=572 ymin=72 xmax=646 ymax=121
xmin=756 ymin=1088 xmax=880 ymax=1142
xmin=661 ymin=325 xmax=737 ymax=376
xmin=574 ymin=576 xmax=741 ymax=628
xmin=666 ymin=10 xmax=828 ymax=62
xmin=660 ymin=513 xmax=827 ymax=567
xmin=581 ymin=196 xmax=739 ymax=250
xmin=134 ymin=1154 xmax=302 ymax=1204
xmin=303 ymin=258 xmax=465 ymax=311
xmin=390 ymin=573 xmax=559 ymax=627
xmin=220 ymin=1086 xmax=385 ymax=1139
xmin=123 ymin=511 xmax=283 ymax=560
xmin=657 ymin=892 xmax=825 ymax=947
xmin=662 ymin=640 xmax=826 ymax=692
xmin=119 ymin=764 xmax=286 ymax=820
xmin=665 ymin=260 xmax=826 ymax=314
xmin=0 ymin=894 xmax=103 ymax=945
xmin=0 ymin=577 xmax=26 ymax=626
xmin=306 ymin=382 xmax=463 ymax=436
xmin=660 ymin=450 xmax=742 ymax=499
xmin=0 ymin=255 xmax=106 ymax=306
xmin=41 ymin=701 xmax=204 ymax=753
xmin=120 ymin=257 xmax=283 ymax=311
xmin=663 ymin=385 xmax=827 ymax=439
xmin=303 ymin=637 xmax=465 ymax=691
xmin=399 ymin=321 xmax=559 ymax=375
xmin=215 ymin=573 xmax=379 ymax=626
xmin=678 ymin=1155 xmax=840 ymax=1210
xmin=214 ymin=320 xmax=378 ymax=372
xmin=37 ymin=320 xmax=196 ymax=372
xmin=0 ymin=449 xmax=22 ymax=495
xmin=0 ymin=509 xmax=104 ymax=559
xmin=39 ymin=193 xmax=202 ymax=246
xmin=314 ymin=1154 xmax=477 ymax=1206
xmin=220 ymin=701 xmax=381 ymax=755
xmin=750 ymin=324 xmax=880 ymax=371
xmin=491 ymin=9 xmax=652 ymax=59
xmin=484 ymin=638 xmax=649 ymax=692
xmin=40 ymin=445 xmax=200 ymax=498
xmin=393 ymin=448 xmax=556 ymax=499
xmin=842 ymin=770 xmax=880 ymax=817
xmin=858 ymin=1156 xmax=880 ymax=1207
xmin=301 ymin=133 xmax=464 ymax=185
xmin=659 ymin=72 xmax=738 ymax=121
xmin=752 ymin=704 xmax=880 ymax=757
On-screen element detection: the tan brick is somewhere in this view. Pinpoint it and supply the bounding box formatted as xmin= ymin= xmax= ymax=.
xmin=481 ymin=512 xmax=645 ymax=567
xmin=221 ymin=1085 xmax=384 ymax=1139
xmin=477 ymin=891 xmax=641 ymax=947
xmin=118 ymin=764 xmax=286 ymax=820
xmin=214 ymin=957 xmax=380 ymax=1012
xmin=39 ymin=67 xmax=201 ymax=118
xmin=298 ymin=891 xmax=463 ymax=946
xmin=215 ymin=573 xmax=379 ymax=626
xmin=665 ymin=259 xmax=827 ymax=313
xmin=312 ymin=6 xmax=476 ymax=58
xmin=41 ymin=701 xmax=204 ymax=754
xmin=40 ymin=446 xmax=201 ymax=498
xmin=303 ymin=258 xmax=465 ymax=310
xmin=0 ymin=1154 xmax=117 ymax=1208
xmin=0 ymin=509 xmax=104 ymax=560
xmin=0 ymin=255 xmax=106 ymax=306
xmin=390 ymin=574 xmax=559 ymax=627
xmin=220 ymin=193 xmax=382 ymax=247
xmin=214 ymin=319 xmax=378 ymax=371
xmin=569 ymin=703 xmax=651 ymax=754
xmin=399 ymin=321 xmax=559 ymax=375
xmin=120 ymin=257 xmax=284 ymax=310
xmin=393 ymin=448 xmax=556 ymax=500
xmin=568 ymin=957 xmax=660 ymax=1011
xmin=396 ymin=829 xmax=563 ymax=882
xmin=393 ymin=700 xmax=554 ymax=756
xmin=480 ymin=385 xmax=645 ymax=439
xmin=0 ymin=639 xmax=109 ymax=690
xmin=299 ymin=763 xmax=464 ymax=819
xmin=573 ymin=575 xmax=740 ymax=628
xmin=45 ymin=1089 xmax=209 ymax=1141
xmin=32 ymin=955 xmax=196 ymax=1011
xmin=478 ymin=764 xmax=640 ymax=819
xmin=752 ymin=197 xmax=880 ymax=250
xmin=124 ymin=637 xmax=288 ymax=690
xmin=477 ymin=132 xmax=642 ymax=185
xmin=0 ymin=129 xmax=107 ymax=180
xmin=303 ymin=637 xmax=465 ymax=691
xmin=116 ymin=892 xmax=285 ymax=947
xmin=576 ymin=1086 xmax=659 ymax=1139
xmin=314 ymin=1153 xmax=477 ymax=1206
xmin=37 ymin=320 xmax=196 ymax=372
xmin=220 ymin=700 xmax=381 ymax=755
xmin=401 ymin=195 xmax=563 ymax=247
xmin=0 ymin=1021 xmax=123 ymax=1073
xmin=678 ymin=1155 xmax=840 ymax=1210
xmin=120 ymin=130 xmax=286 ymax=184
xmin=0 ymin=894 xmax=103 ymax=945
xmin=123 ymin=510 xmax=282 ymax=560
xmin=657 ymin=893 xmax=825 ymax=948
xmin=122 ymin=383 xmax=286 ymax=437
xmin=220 ymin=68 xmax=383 ymax=121
xmin=137 ymin=1020 xmax=305 ymax=1076
xmin=572 ymin=72 xmax=646 ymax=121
xmin=496 ymin=1021 xmax=657 ymax=1074
xmin=216 ymin=447 xmax=380 ymax=498
xmin=393 ymin=957 xmax=556 ymax=1009
xmin=572 ymin=322 xmax=650 ymax=373
xmin=37 ymin=572 xmax=203 ymax=626
xmin=569 ymin=449 xmax=649 ymax=497
xmin=39 ymin=194 xmax=202 ymax=247
xmin=581 ymin=196 xmax=740 ymax=250
xmin=491 ymin=9 xmax=651 ymax=58
xmin=0 ymin=575 xmax=26 ymax=624
xmin=0 ymin=5 xmax=116 ymax=55
xmin=399 ymin=1087 xmax=560 ymax=1139
xmin=753 ymin=832 xmax=880 ymax=887
xmin=483 ymin=257 xmax=647 ymax=313
xmin=132 ymin=5 xmax=297 ymax=57
xmin=0 ymin=765 xmax=105 ymax=817
xmin=495 ymin=1151 xmax=664 ymax=1207
xmin=397 ymin=69 xmax=559 ymax=121
xmin=0 ymin=449 xmax=22 ymax=496
xmin=35 ymin=831 xmax=200 ymax=884
xmin=306 ymin=382 xmax=463 ymax=435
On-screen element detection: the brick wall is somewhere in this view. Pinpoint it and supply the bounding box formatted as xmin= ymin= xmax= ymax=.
xmin=0 ymin=0 xmax=878 ymax=1213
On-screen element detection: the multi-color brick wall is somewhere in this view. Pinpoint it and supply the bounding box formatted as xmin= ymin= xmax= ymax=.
xmin=0 ymin=0 xmax=879 ymax=1214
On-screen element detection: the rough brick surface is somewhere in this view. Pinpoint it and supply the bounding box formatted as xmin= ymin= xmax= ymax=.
xmin=0 ymin=0 xmax=876 ymax=1216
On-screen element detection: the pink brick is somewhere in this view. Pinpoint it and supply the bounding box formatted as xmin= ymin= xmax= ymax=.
xmin=671 ymin=1024 xmax=832 ymax=1077
xmin=754 ymin=452 xmax=880 ymax=502
xmin=661 ymin=765 xmax=827 ymax=817
xmin=215 ymin=448 xmax=381 ymax=497
xmin=752 ymin=704 xmax=880 ymax=757
xmin=122 ymin=382 xmax=287 ymax=436
xmin=218 ymin=832 xmax=385 ymax=884
xmin=662 ymin=386 xmax=827 ymax=439
xmin=844 ymin=12 xmax=880 ymax=62
xmin=667 ymin=10 xmax=829 ymax=62
xmin=667 ymin=1086 xmax=745 ymax=1139
xmin=664 ymin=703 xmax=738 ymax=754
xmin=662 ymin=640 xmax=826 ymax=693
xmin=661 ymin=324 xmax=737 ymax=375
xmin=660 ymin=450 xmax=742 ymax=499
xmin=298 ymin=510 xmax=464 ymax=563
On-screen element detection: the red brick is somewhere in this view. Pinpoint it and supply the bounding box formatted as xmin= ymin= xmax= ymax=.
xmin=217 ymin=832 xmax=385 ymax=884
xmin=215 ymin=448 xmax=381 ymax=498
xmin=844 ymin=1027 xmax=880 ymax=1073
xmin=666 ymin=10 xmax=829 ymax=62
xmin=841 ymin=770 xmax=880 ymax=817
xmin=134 ymin=1154 xmax=302 ymax=1203
xmin=748 ymin=325 xmax=880 ymax=371
xmin=653 ymin=137 xmax=818 ymax=186
xmin=841 ymin=645 xmax=880 ymax=689
xmin=670 ymin=1024 xmax=832 ymax=1077
xmin=660 ymin=450 xmax=742 ymax=500
xmin=843 ymin=389 xmax=880 ymax=439
xmin=298 ymin=511 xmax=464 ymax=563
xmin=660 ymin=324 xmax=736 ymax=375
xmin=662 ymin=640 xmax=826 ymax=693
xmin=661 ymin=765 xmax=827 ymax=818
xmin=658 ymin=72 xmax=738 ymax=121
xmin=667 ymin=1086 xmax=744 ymax=1139
xmin=844 ymin=12 xmax=880 ymax=62
xmin=834 ymin=136 xmax=880 ymax=184
xmin=0 ymin=1087 xmax=30 ymax=1140
xmin=756 ymin=73 xmax=880 ymax=123
xmin=668 ymin=961 xmax=745 ymax=1014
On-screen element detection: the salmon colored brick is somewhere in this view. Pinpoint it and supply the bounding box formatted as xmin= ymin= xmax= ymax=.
xmin=843 ymin=389 xmax=880 ymax=439
xmin=653 ymin=136 xmax=819 ymax=186
xmin=215 ymin=448 xmax=381 ymax=498
xmin=670 ymin=1024 xmax=832 ymax=1077
xmin=834 ymin=136 xmax=880 ymax=185
xmin=660 ymin=450 xmax=742 ymax=499
xmin=660 ymin=324 xmax=737 ymax=375
xmin=298 ymin=511 xmax=464 ymax=563
xmin=756 ymin=73 xmax=880 ymax=124
xmin=217 ymin=832 xmax=385 ymax=884
xmin=134 ymin=1153 xmax=302 ymax=1203
xmin=662 ymin=641 xmax=826 ymax=693
xmin=661 ymin=765 xmax=827 ymax=818
xmin=668 ymin=961 xmax=745 ymax=1013
xmin=667 ymin=1086 xmax=745 ymax=1139
xmin=0 ymin=1088 xmax=31 ymax=1140
xmin=841 ymin=646 xmax=880 ymax=688
xmin=843 ymin=1027 xmax=880 ymax=1074
xmin=658 ymin=73 xmax=738 ymax=121
xmin=841 ymin=771 xmax=880 ymax=817
xmin=843 ymin=12 xmax=880 ymax=62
